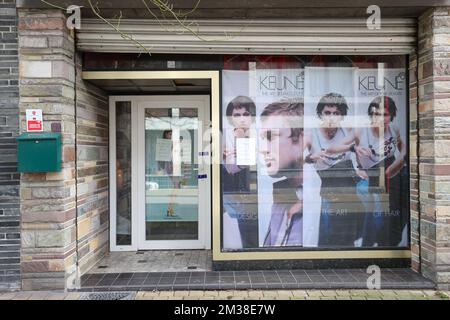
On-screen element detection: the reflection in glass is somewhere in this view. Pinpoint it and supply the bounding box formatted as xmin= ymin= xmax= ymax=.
xmin=145 ymin=108 xmax=199 ymax=240
xmin=116 ymin=101 xmax=132 ymax=245
xmin=221 ymin=54 xmax=409 ymax=251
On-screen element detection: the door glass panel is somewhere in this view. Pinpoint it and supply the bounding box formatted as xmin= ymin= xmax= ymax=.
xmin=144 ymin=107 xmax=199 ymax=240
xmin=116 ymin=101 xmax=132 ymax=245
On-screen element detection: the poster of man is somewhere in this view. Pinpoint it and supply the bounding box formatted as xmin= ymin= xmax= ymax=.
xmin=222 ymin=67 xmax=305 ymax=249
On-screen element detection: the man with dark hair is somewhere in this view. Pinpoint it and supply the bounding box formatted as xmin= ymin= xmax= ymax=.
xmin=259 ymin=101 xmax=304 ymax=247
xmin=304 ymin=92 xmax=364 ymax=247
xmin=226 ymin=95 xmax=256 ymax=121
xmin=316 ymin=92 xmax=349 ymax=119
xmin=327 ymin=95 xmax=408 ymax=247
xmin=367 ymin=96 xmax=397 ymax=121
xmin=222 ymin=96 xmax=258 ymax=249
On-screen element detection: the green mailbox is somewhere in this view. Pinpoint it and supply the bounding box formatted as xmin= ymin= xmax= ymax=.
xmin=17 ymin=132 xmax=62 ymax=172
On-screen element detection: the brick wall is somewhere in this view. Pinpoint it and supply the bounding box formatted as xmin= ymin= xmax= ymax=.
xmin=417 ymin=7 xmax=450 ymax=290
xmin=0 ymin=0 xmax=20 ymax=291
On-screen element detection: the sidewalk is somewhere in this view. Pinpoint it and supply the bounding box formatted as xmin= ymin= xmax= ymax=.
xmin=0 ymin=289 xmax=449 ymax=300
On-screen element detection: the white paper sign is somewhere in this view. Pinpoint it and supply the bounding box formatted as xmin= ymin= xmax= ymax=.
xmin=180 ymin=140 xmax=192 ymax=163
xmin=155 ymin=138 xmax=172 ymax=161
xmin=236 ymin=138 xmax=256 ymax=166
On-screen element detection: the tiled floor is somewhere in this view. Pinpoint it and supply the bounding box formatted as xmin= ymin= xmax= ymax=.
xmin=89 ymin=250 xmax=212 ymax=274
xmin=79 ymin=268 xmax=435 ymax=292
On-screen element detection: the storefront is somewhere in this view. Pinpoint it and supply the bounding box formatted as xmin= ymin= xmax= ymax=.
xmin=82 ymin=53 xmax=411 ymax=268
xmin=2 ymin=1 xmax=449 ymax=291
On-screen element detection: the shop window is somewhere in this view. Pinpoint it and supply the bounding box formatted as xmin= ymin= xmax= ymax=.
xmin=221 ymin=55 xmax=409 ymax=251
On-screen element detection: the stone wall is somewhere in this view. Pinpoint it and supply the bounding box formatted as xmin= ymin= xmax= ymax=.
xmin=18 ymin=8 xmax=77 ymax=290
xmin=0 ymin=0 xmax=20 ymax=291
xmin=409 ymin=52 xmax=420 ymax=273
xmin=18 ymin=8 xmax=109 ymax=290
xmin=74 ymin=51 xmax=109 ymax=278
xmin=417 ymin=7 xmax=450 ymax=290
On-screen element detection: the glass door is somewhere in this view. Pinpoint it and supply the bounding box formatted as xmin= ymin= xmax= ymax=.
xmin=137 ymin=96 xmax=211 ymax=249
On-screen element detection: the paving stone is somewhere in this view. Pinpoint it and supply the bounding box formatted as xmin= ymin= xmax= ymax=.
xmin=335 ymin=290 xmax=351 ymax=296
xmin=248 ymin=290 xmax=264 ymax=298
xmin=421 ymin=290 xmax=437 ymax=297
xmin=203 ymin=291 xmax=219 ymax=297
xmin=158 ymin=291 xmax=174 ymax=297
xmin=378 ymin=290 xmax=397 ymax=296
xmin=321 ymin=290 xmax=338 ymax=297
xmin=262 ymin=290 xmax=279 ymax=298
xmin=0 ymin=293 xmax=17 ymax=300
xmin=231 ymin=290 xmax=249 ymax=298
xmin=12 ymin=292 xmax=32 ymax=300
xmin=45 ymin=293 xmax=68 ymax=300
xmin=64 ymin=292 xmax=81 ymax=300
xmin=135 ymin=292 xmax=146 ymax=299
xmin=165 ymin=296 xmax=184 ymax=300
xmin=291 ymin=290 xmax=308 ymax=298
xmin=277 ymin=290 xmax=293 ymax=297
xmin=410 ymin=296 xmax=428 ymax=300
xmin=28 ymin=292 xmax=50 ymax=300
xmin=365 ymin=290 xmax=383 ymax=297
xmin=143 ymin=291 xmax=161 ymax=297
xmin=306 ymin=290 xmax=323 ymax=297
xmin=218 ymin=290 xmax=235 ymax=298
xmin=173 ymin=291 xmax=190 ymax=297
xmin=188 ymin=290 xmax=205 ymax=297
xmin=350 ymin=290 xmax=368 ymax=297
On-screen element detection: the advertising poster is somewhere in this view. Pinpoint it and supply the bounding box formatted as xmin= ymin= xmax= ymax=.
xmin=222 ymin=67 xmax=305 ymax=249
xmin=221 ymin=63 xmax=409 ymax=251
xmin=355 ymin=68 xmax=409 ymax=247
xmin=303 ymin=67 xmax=358 ymax=247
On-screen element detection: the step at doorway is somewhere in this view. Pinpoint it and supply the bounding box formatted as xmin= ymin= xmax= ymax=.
xmin=89 ymin=250 xmax=212 ymax=274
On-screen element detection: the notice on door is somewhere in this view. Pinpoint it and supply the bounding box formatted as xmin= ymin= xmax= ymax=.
xmin=155 ymin=138 xmax=172 ymax=161
xmin=26 ymin=109 xmax=43 ymax=132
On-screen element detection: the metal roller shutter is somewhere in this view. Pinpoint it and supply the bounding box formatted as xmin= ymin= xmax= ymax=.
xmin=76 ymin=18 xmax=417 ymax=54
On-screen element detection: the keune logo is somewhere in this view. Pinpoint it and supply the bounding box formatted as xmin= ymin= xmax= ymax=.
xmin=259 ymin=73 xmax=304 ymax=92
xmin=359 ymin=72 xmax=405 ymax=91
